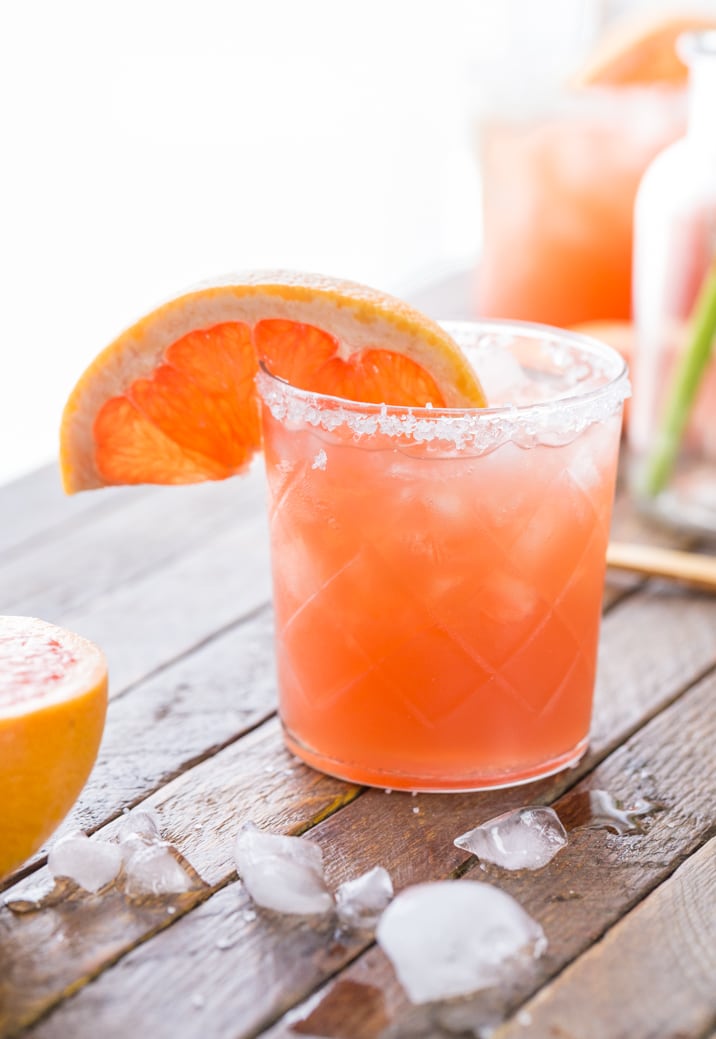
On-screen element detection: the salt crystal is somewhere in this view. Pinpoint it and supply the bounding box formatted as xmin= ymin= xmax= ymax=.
xmin=311 ymin=449 xmax=327 ymax=471
xmin=376 ymin=880 xmax=546 ymax=1004
xmin=336 ymin=866 xmax=393 ymax=929
xmin=47 ymin=831 xmax=122 ymax=893
xmin=123 ymin=842 xmax=194 ymax=897
xmin=454 ymin=807 xmax=567 ymax=871
xmin=234 ymin=821 xmax=333 ymax=915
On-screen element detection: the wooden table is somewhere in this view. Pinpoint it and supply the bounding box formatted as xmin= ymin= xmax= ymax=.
xmin=1 ymin=462 xmax=715 ymax=1039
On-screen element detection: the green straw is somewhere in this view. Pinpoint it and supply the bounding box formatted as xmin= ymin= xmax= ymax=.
xmin=642 ymin=256 xmax=716 ymax=497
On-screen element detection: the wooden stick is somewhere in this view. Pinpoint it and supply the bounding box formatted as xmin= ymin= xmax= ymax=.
xmin=607 ymin=541 xmax=716 ymax=592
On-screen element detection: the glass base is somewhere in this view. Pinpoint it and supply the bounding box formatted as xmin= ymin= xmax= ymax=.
xmin=282 ymin=725 xmax=588 ymax=793
xmin=631 ymin=457 xmax=716 ymax=537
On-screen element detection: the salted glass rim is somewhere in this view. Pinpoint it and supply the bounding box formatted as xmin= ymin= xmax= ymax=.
xmin=255 ymin=318 xmax=630 ymax=420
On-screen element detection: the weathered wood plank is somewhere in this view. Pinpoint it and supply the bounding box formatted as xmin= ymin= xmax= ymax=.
xmin=0 ymin=719 xmax=361 ymax=1038
xmin=50 ymin=509 xmax=272 ymax=697
xmin=14 ymin=661 xmax=716 ymax=1039
xmin=0 ymin=465 xmax=148 ymax=560
xmin=1 ymin=466 xmax=265 ymax=617
xmin=590 ymin=585 xmax=716 ymax=757
xmin=491 ymin=838 xmax=716 ymax=1039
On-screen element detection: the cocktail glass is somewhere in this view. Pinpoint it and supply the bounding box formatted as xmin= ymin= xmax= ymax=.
xmin=257 ymin=322 xmax=629 ymax=791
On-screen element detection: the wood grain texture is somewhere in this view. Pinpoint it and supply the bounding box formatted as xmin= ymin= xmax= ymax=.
xmin=0 ymin=466 xmax=146 ymax=560
xmin=494 ymin=839 xmax=716 ymax=1039
xmin=18 ymin=666 xmax=716 ymax=1039
xmin=51 ymin=512 xmax=272 ymax=697
xmin=589 ymin=585 xmax=716 ymax=759
xmin=1 ymin=466 xmax=265 ymax=617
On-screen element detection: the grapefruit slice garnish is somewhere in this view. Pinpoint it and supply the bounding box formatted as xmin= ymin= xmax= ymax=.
xmin=60 ymin=271 xmax=486 ymax=492
xmin=573 ymin=11 xmax=716 ymax=86
xmin=0 ymin=616 xmax=108 ymax=880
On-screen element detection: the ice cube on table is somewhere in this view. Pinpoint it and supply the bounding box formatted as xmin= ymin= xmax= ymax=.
xmin=47 ymin=830 xmax=123 ymax=893
xmin=234 ymin=821 xmax=333 ymax=915
xmin=454 ymin=806 xmax=567 ymax=871
xmin=336 ymin=866 xmax=393 ymax=929
xmin=376 ymin=880 xmax=546 ymax=1004
xmin=119 ymin=806 xmax=161 ymax=843
xmin=119 ymin=807 xmax=162 ymax=860
xmin=123 ymin=842 xmax=196 ymax=897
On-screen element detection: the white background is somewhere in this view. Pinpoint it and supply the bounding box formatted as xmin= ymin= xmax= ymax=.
xmin=0 ymin=0 xmax=678 ymax=485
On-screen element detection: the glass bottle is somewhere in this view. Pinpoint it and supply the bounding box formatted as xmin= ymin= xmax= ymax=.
xmin=629 ymin=31 xmax=716 ymax=534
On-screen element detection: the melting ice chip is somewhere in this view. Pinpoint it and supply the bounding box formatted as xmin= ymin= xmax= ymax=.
xmin=336 ymin=866 xmax=394 ymax=929
xmin=377 ymin=880 xmax=546 ymax=1004
xmin=48 ymin=830 xmax=123 ymax=893
xmin=119 ymin=806 xmax=162 ymax=860
xmin=454 ymin=806 xmax=567 ymax=871
xmin=123 ymin=842 xmax=195 ymax=897
xmin=234 ymin=821 xmax=333 ymax=915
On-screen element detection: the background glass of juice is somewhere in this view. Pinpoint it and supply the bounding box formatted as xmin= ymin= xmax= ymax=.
xmin=258 ymin=323 xmax=629 ymax=791
xmin=476 ymin=88 xmax=686 ymax=328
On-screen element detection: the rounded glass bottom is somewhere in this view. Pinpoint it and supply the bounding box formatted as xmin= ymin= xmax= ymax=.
xmin=282 ymin=725 xmax=588 ymax=793
xmin=630 ymin=452 xmax=716 ymax=536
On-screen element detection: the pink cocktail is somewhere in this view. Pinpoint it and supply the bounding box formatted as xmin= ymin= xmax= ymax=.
xmin=258 ymin=322 xmax=628 ymax=791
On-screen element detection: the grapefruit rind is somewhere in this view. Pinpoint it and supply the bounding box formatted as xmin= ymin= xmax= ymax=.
xmin=0 ymin=616 xmax=108 ymax=881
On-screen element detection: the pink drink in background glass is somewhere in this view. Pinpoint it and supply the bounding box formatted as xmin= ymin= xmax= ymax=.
xmin=477 ymin=88 xmax=686 ymax=328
